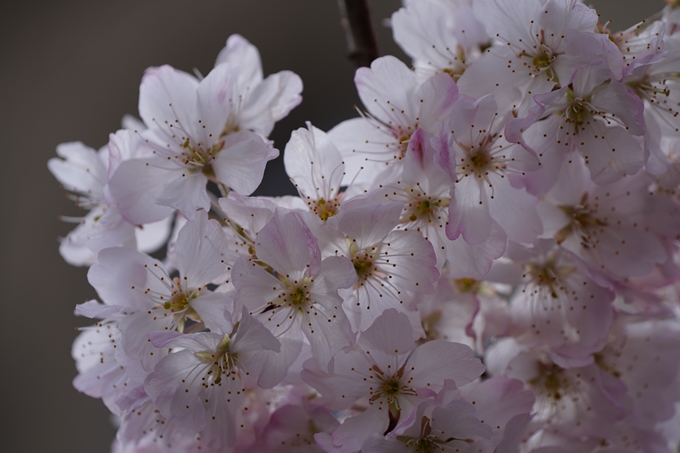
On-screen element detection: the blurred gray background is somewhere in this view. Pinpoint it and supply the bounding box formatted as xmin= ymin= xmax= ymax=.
xmin=0 ymin=0 xmax=663 ymax=451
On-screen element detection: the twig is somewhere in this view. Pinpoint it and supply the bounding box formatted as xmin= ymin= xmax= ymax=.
xmin=337 ymin=0 xmax=380 ymax=68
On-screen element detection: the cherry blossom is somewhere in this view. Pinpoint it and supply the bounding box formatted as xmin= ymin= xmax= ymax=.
xmin=302 ymin=309 xmax=484 ymax=453
xmin=392 ymin=0 xmax=490 ymax=81
xmin=56 ymin=5 xmax=680 ymax=452
xmin=232 ymin=210 xmax=357 ymax=371
xmin=48 ymin=137 xmax=171 ymax=265
xmin=458 ymin=0 xmax=599 ymax=110
xmin=328 ymin=57 xmax=458 ymax=188
xmin=283 ymin=123 xmax=346 ymax=221
xmin=144 ymin=309 xmax=281 ymax=450
xmin=108 ymin=63 xmax=280 ymax=222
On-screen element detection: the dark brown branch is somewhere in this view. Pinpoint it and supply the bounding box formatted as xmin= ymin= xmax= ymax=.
xmin=337 ymin=0 xmax=380 ymax=68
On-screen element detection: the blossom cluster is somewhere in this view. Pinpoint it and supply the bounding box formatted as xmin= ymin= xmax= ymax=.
xmin=52 ymin=1 xmax=680 ymax=452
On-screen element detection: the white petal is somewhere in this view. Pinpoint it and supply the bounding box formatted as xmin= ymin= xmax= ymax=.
xmin=240 ymin=70 xmax=303 ymax=137
xmin=174 ymin=210 xmax=228 ymax=286
xmin=212 ymin=130 xmax=278 ymax=195
xmin=284 ymin=123 xmax=344 ymax=202
xmin=255 ymin=210 xmax=321 ymax=275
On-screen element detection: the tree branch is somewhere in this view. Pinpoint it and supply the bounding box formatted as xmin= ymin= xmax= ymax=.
xmin=337 ymin=0 xmax=380 ymax=68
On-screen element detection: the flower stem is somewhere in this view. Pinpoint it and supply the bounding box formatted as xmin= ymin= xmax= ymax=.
xmin=337 ymin=0 xmax=380 ymax=68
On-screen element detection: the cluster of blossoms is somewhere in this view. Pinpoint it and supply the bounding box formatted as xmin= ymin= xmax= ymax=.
xmin=52 ymin=1 xmax=680 ymax=452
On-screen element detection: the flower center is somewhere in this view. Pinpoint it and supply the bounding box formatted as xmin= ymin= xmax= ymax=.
xmin=562 ymin=89 xmax=594 ymax=133
xmin=196 ymin=334 xmax=238 ymax=385
xmin=406 ymin=197 xmax=448 ymax=222
xmin=528 ymin=361 xmax=569 ymax=401
xmin=275 ymin=276 xmax=313 ymax=313
xmin=312 ymin=197 xmax=340 ymax=221
xmin=555 ymin=193 xmax=607 ymax=247
xmin=349 ymin=241 xmax=379 ymax=283
xmin=352 ymin=257 xmax=374 ymax=282
xmin=181 ymin=139 xmax=225 ymax=177
xmin=456 ymin=136 xmax=507 ymax=179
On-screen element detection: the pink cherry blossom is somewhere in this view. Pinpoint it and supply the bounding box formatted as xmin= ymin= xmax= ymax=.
xmin=108 ymin=63 xmax=279 ymax=222
xmin=302 ymin=309 xmax=485 ymax=453
xmin=328 ymin=57 xmax=458 ymax=188
xmin=232 ymin=210 xmax=357 ymax=371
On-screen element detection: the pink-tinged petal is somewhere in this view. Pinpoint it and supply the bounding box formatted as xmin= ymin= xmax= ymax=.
xmin=562 ymin=29 xmax=625 ymax=81
xmin=474 ymin=0 xmax=596 ymax=52
xmin=195 ymin=63 xmax=235 ymax=144
xmin=86 ymin=205 xmax=135 ymax=251
xmin=310 ymin=256 xmax=358 ymax=304
xmin=509 ymin=116 xmax=569 ymax=196
xmin=380 ymin=229 xmax=439 ymax=293
xmin=231 ymin=256 xmax=284 ymax=311
xmin=447 ymin=175 xmax=492 ymax=245
xmin=567 ymin=225 xmax=666 ymax=277
xmin=432 ymin=399 xmax=493 ymax=440
xmin=415 ymin=72 xmax=459 ymax=128
xmin=135 ymin=216 xmax=173 ymax=254
xmin=422 ymin=128 xmax=457 ymax=186
xmin=459 ymin=376 xmax=535 ymax=430
xmin=407 ymin=340 xmax=484 ymax=389
xmin=327 ymin=117 xmax=395 ymax=187
xmin=174 ymin=210 xmax=228 ymax=286
xmin=445 ymin=223 xmax=507 ymax=279
xmin=118 ymin=309 xmax=172 ymax=372
xmin=494 ymin=413 xmax=533 ymax=453
xmin=356 ymin=56 xmax=420 ymax=124
xmin=489 ymin=180 xmax=542 ymax=244
xmin=448 ymin=94 xmax=494 ymax=147
xmin=58 ymin=230 xmax=98 ymax=267
xmin=457 ymin=49 xmax=526 ymax=107
xmin=190 ymin=291 xmax=233 ymax=334
xmin=72 ymin=319 xmax=126 ymax=399
xmin=360 ymin=309 xmax=416 ymax=356
xmin=240 ymin=70 xmax=303 ymax=137
xmin=604 ymin=320 xmax=680 ymax=425
xmin=147 ymin=330 xmax=186 ymax=349
xmin=215 ymin=34 xmax=263 ymax=85
xmin=48 ymin=142 xmax=106 ymax=197
xmin=138 ymin=65 xmax=200 ymax=140
xmin=591 ymin=80 xmax=645 ymax=136
xmin=107 ymin=129 xmax=155 ymax=179
xmin=284 ymin=123 xmax=344 ymax=202
xmin=301 ymin=304 xmax=355 ymax=373
xmin=259 ymin=401 xmax=340 ymax=452
xmin=314 ymin=432 xmax=345 ymax=453
xmin=56 ymin=205 xmax=133 ymax=267
xmin=252 ymin=337 xmax=302 ymax=389
xmin=331 ymin=201 xmax=403 ymax=250
xmin=331 ymin=404 xmax=390 ymax=453
xmin=144 ymin=349 xmax=207 ymax=431
xmin=579 ymin=122 xmax=645 ymax=185
xmin=301 ymin=353 xmax=370 ymax=409
xmin=88 ymin=247 xmax=164 ymax=308
xmin=360 ymin=434 xmax=411 ymax=453
xmin=74 ymin=300 xmax=121 ymax=319
xmin=155 ymin=171 xmax=209 ymax=221
xmin=107 ymin=158 xmax=175 ymax=225
xmin=212 ymin=130 xmax=278 ymax=195
xmin=232 ymin=308 xmax=281 ymax=354
xmin=255 ymin=210 xmax=321 ymax=275
xmin=392 ymin=1 xmax=488 ymax=73
xmin=218 ymin=192 xmax=278 ymax=235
